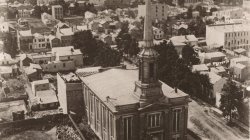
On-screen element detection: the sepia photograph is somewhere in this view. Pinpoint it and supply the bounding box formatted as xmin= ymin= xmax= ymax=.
xmin=0 ymin=0 xmax=249 ymax=139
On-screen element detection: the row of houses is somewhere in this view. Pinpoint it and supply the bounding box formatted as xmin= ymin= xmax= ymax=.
xmin=20 ymin=46 xmax=83 ymax=75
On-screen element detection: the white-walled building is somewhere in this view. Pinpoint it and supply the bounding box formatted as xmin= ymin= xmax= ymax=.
xmin=206 ymin=23 xmax=250 ymax=50
xmin=31 ymin=33 xmax=51 ymax=52
xmin=52 ymin=46 xmax=83 ymax=67
xmin=170 ymin=35 xmax=198 ymax=54
xmin=0 ymin=52 xmax=17 ymax=65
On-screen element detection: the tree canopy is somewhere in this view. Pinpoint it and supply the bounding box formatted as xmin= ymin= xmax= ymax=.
xmin=155 ymin=41 xmax=212 ymax=100
xmin=3 ymin=32 xmax=18 ymax=58
xmin=94 ymin=46 xmax=122 ymax=67
xmin=116 ymin=22 xmax=140 ymax=56
xmin=220 ymin=79 xmax=243 ymax=122
xmin=182 ymin=44 xmax=200 ymax=66
xmin=72 ymin=30 xmax=121 ymax=67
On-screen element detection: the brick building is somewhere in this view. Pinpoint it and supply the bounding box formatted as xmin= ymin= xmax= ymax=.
xmin=78 ymin=0 xmax=190 ymax=140
xmin=57 ymin=72 xmax=85 ymax=115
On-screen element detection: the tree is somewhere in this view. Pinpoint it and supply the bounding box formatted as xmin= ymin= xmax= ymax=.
xmin=29 ymin=0 xmax=37 ymax=5
xmin=32 ymin=5 xmax=42 ymax=18
xmin=7 ymin=8 xmax=18 ymax=19
xmin=178 ymin=27 xmax=189 ymax=35
xmin=188 ymin=17 xmax=206 ymax=37
xmin=3 ymin=32 xmax=18 ymax=58
xmin=72 ymin=30 xmax=100 ymax=65
xmin=94 ymin=46 xmax=122 ymax=67
xmin=220 ymin=79 xmax=243 ymax=123
xmin=155 ymin=41 xmax=179 ymax=87
xmin=154 ymin=41 xmax=213 ymax=100
xmin=41 ymin=5 xmax=49 ymax=14
xmin=187 ymin=6 xmax=193 ymax=19
xmin=210 ymin=7 xmax=217 ymax=15
xmin=181 ymin=44 xmax=200 ymax=66
xmin=177 ymin=0 xmax=185 ymax=7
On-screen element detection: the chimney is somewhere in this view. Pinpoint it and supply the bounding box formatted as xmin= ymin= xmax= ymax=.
xmin=106 ymin=96 xmax=110 ymax=102
xmin=175 ymin=87 xmax=178 ymax=93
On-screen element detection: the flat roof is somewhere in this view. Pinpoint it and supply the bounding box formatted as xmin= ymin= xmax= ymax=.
xmin=208 ymin=23 xmax=250 ymax=32
xmin=52 ymin=46 xmax=82 ymax=57
xmin=0 ymin=100 xmax=27 ymax=122
xmin=60 ymin=72 xmax=81 ymax=83
xmin=192 ymin=64 xmax=209 ymax=72
xmin=34 ymin=89 xmax=58 ymax=104
xmin=32 ymin=79 xmax=49 ymax=86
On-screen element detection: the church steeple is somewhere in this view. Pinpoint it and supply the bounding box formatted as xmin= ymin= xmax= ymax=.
xmin=143 ymin=0 xmax=154 ymax=48
xmin=134 ymin=0 xmax=163 ymax=107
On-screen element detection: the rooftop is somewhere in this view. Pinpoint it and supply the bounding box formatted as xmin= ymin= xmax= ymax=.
xmin=210 ymin=66 xmax=226 ymax=73
xmin=75 ymin=66 xmax=101 ymax=77
xmin=60 ymin=72 xmax=81 ymax=83
xmin=204 ymin=52 xmax=226 ymax=59
xmin=0 ymin=66 xmax=12 ymax=74
xmin=33 ymin=89 xmax=58 ymax=104
xmin=80 ymin=68 xmax=187 ymax=111
xmin=0 ymin=52 xmax=12 ymax=61
xmin=170 ymin=35 xmax=198 ymax=44
xmin=0 ymin=100 xmax=27 ymax=122
xmin=192 ymin=64 xmax=209 ymax=72
xmin=32 ymin=79 xmax=49 ymax=86
xmin=234 ymin=48 xmax=246 ymax=54
xmin=19 ymin=30 xmax=32 ymax=37
xmin=30 ymin=63 xmax=42 ymax=70
xmin=59 ymin=28 xmax=74 ymax=36
xmin=52 ymin=46 xmax=82 ymax=57
xmin=234 ymin=63 xmax=246 ymax=69
xmin=207 ymin=23 xmax=250 ymax=32
xmin=201 ymin=72 xmax=222 ymax=84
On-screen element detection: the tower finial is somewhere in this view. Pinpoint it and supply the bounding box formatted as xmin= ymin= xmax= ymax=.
xmin=143 ymin=0 xmax=154 ymax=48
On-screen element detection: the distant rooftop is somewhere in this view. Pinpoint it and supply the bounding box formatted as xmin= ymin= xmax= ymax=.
xmin=207 ymin=23 xmax=250 ymax=32
xmin=52 ymin=46 xmax=82 ymax=57
xmin=170 ymin=35 xmax=198 ymax=45
xmin=192 ymin=64 xmax=209 ymax=72
xmin=234 ymin=63 xmax=246 ymax=69
xmin=201 ymin=72 xmax=223 ymax=84
xmin=32 ymin=79 xmax=49 ymax=86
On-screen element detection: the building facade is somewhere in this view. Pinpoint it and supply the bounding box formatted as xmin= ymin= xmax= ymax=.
xmin=206 ymin=23 xmax=250 ymax=50
xmin=52 ymin=5 xmax=63 ymax=20
xmin=138 ymin=3 xmax=172 ymax=20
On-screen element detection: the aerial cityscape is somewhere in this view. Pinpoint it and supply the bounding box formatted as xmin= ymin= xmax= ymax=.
xmin=0 ymin=0 xmax=249 ymax=140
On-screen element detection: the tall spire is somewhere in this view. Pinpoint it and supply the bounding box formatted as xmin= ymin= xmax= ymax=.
xmin=143 ymin=0 xmax=154 ymax=48
xmin=134 ymin=0 xmax=163 ymax=108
